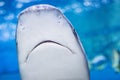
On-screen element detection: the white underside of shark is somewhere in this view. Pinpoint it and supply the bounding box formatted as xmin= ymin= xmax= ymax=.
xmin=16 ymin=4 xmax=89 ymax=80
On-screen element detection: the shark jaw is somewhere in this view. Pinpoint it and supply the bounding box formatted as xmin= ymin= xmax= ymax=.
xmin=16 ymin=4 xmax=90 ymax=80
xmin=25 ymin=40 xmax=74 ymax=62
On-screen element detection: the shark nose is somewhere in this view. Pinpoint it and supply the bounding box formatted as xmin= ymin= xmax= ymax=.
xmin=17 ymin=4 xmax=89 ymax=80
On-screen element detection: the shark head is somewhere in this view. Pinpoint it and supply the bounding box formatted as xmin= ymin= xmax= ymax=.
xmin=16 ymin=4 xmax=89 ymax=80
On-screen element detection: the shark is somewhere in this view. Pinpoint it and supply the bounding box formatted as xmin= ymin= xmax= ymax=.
xmin=16 ymin=4 xmax=89 ymax=80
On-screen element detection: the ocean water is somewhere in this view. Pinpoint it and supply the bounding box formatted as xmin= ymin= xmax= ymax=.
xmin=0 ymin=0 xmax=120 ymax=80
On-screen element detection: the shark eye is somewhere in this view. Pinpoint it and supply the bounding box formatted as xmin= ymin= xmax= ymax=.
xmin=21 ymin=26 xmax=25 ymax=30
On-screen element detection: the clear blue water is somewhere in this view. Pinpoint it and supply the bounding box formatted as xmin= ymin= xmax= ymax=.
xmin=0 ymin=0 xmax=120 ymax=80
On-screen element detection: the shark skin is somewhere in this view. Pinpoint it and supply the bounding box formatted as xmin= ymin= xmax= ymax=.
xmin=16 ymin=4 xmax=90 ymax=80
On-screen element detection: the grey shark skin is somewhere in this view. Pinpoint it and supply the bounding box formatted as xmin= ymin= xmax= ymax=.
xmin=16 ymin=4 xmax=89 ymax=80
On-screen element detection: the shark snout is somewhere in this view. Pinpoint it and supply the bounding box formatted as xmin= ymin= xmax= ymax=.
xmin=17 ymin=4 xmax=89 ymax=80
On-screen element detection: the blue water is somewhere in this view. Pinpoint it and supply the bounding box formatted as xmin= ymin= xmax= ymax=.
xmin=0 ymin=0 xmax=120 ymax=80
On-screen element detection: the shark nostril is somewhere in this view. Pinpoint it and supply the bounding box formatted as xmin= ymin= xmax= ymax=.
xmin=19 ymin=23 xmax=25 ymax=31
xmin=36 ymin=6 xmax=39 ymax=8
xmin=21 ymin=27 xmax=25 ymax=30
xmin=59 ymin=16 xmax=62 ymax=19
xmin=58 ymin=21 xmax=60 ymax=23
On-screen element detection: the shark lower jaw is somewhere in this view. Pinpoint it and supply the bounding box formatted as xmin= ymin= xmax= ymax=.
xmin=25 ymin=40 xmax=74 ymax=62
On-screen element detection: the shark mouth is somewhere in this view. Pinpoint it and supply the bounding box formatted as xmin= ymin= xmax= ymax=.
xmin=25 ymin=40 xmax=74 ymax=62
